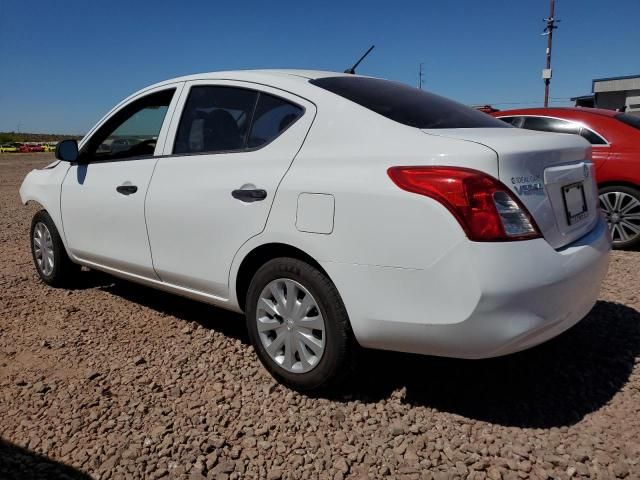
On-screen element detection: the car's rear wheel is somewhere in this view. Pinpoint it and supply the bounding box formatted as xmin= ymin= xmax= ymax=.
xmin=245 ymin=257 xmax=356 ymax=391
xmin=599 ymin=186 xmax=640 ymax=250
xmin=30 ymin=210 xmax=80 ymax=287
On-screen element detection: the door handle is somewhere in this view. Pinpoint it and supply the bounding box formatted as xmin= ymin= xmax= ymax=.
xmin=231 ymin=188 xmax=267 ymax=202
xmin=116 ymin=184 xmax=138 ymax=195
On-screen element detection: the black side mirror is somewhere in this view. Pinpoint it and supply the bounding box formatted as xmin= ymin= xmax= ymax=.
xmin=55 ymin=139 xmax=79 ymax=162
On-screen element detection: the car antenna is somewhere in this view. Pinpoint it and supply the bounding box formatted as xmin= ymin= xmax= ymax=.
xmin=344 ymin=45 xmax=375 ymax=74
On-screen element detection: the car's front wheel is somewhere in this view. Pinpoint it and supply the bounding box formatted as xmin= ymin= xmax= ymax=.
xmin=599 ymin=185 xmax=640 ymax=250
xmin=30 ymin=210 xmax=80 ymax=287
xmin=245 ymin=257 xmax=356 ymax=391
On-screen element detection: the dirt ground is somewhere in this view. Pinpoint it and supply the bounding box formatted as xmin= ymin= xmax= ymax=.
xmin=1 ymin=153 xmax=639 ymax=480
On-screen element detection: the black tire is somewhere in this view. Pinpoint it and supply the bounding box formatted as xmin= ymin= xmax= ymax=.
xmin=245 ymin=257 xmax=357 ymax=392
xmin=30 ymin=210 xmax=81 ymax=287
xmin=599 ymin=185 xmax=640 ymax=250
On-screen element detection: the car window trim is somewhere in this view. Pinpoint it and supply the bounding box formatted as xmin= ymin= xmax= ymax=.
xmin=163 ymin=79 xmax=311 ymax=156
xmin=78 ymin=85 xmax=183 ymax=164
xmin=496 ymin=114 xmax=610 ymax=146
xmin=169 ymin=84 xmax=306 ymax=157
xmin=78 ymin=82 xmax=184 ymax=153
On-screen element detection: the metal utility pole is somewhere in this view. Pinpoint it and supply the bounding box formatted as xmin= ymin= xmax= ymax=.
xmin=542 ymin=0 xmax=558 ymax=107
xmin=418 ymin=63 xmax=425 ymax=90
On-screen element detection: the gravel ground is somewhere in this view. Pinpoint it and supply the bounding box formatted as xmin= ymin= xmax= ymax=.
xmin=1 ymin=153 xmax=639 ymax=480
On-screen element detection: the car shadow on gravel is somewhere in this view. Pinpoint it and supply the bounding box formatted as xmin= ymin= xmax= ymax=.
xmin=89 ymin=272 xmax=640 ymax=429
xmin=345 ymin=300 xmax=640 ymax=428
xmin=0 ymin=439 xmax=91 ymax=480
xmin=96 ymin=273 xmax=250 ymax=343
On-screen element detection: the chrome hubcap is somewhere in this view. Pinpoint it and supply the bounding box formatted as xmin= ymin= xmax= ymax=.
xmin=256 ymin=278 xmax=325 ymax=373
xmin=599 ymin=191 xmax=640 ymax=244
xmin=33 ymin=222 xmax=55 ymax=276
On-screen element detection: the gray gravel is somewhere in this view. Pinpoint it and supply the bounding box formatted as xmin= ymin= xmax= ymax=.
xmin=1 ymin=154 xmax=639 ymax=480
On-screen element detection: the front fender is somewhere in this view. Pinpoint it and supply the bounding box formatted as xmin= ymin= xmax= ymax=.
xmin=19 ymin=161 xmax=70 ymax=247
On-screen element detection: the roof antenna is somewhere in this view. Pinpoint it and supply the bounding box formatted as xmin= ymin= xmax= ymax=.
xmin=344 ymin=45 xmax=375 ymax=74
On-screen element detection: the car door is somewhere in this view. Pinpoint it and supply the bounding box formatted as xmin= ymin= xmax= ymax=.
xmin=145 ymin=80 xmax=316 ymax=298
xmin=61 ymin=85 xmax=182 ymax=277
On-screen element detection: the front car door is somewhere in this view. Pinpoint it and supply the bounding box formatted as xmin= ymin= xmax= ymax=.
xmin=61 ymin=84 xmax=182 ymax=277
xmin=145 ymin=80 xmax=316 ymax=299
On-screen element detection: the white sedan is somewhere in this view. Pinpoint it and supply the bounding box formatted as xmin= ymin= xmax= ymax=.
xmin=20 ymin=70 xmax=610 ymax=390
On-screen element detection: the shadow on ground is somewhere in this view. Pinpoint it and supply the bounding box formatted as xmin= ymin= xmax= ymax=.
xmin=93 ymin=270 xmax=640 ymax=429
xmin=0 ymin=439 xmax=91 ymax=480
xmin=94 ymin=270 xmax=249 ymax=344
xmin=347 ymin=300 xmax=640 ymax=428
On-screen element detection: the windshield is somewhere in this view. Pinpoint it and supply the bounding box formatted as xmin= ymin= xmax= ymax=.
xmin=616 ymin=113 xmax=640 ymax=130
xmin=309 ymin=76 xmax=509 ymax=129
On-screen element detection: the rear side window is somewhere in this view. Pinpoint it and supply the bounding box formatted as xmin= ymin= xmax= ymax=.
xmin=522 ymin=117 xmax=580 ymax=135
xmin=309 ymin=76 xmax=508 ymax=129
xmin=173 ymin=87 xmax=304 ymax=154
xmin=616 ymin=113 xmax=640 ymax=130
xmin=248 ymin=94 xmax=303 ymax=148
xmin=174 ymin=86 xmax=258 ymax=154
xmin=580 ymin=127 xmax=607 ymax=145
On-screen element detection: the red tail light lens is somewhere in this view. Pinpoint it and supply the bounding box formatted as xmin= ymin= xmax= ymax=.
xmin=387 ymin=166 xmax=541 ymax=242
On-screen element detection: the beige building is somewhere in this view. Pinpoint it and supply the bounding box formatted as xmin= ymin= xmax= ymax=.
xmin=572 ymin=74 xmax=640 ymax=115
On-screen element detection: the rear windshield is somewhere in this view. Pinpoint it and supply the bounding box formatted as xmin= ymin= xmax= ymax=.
xmin=309 ymin=76 xmax=509 ymax=129
xmin=616 ymin=113 xmax=640 ymax=130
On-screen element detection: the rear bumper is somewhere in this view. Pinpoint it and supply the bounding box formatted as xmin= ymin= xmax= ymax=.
xmin=322 ymin=217 xmax=611 ymax=359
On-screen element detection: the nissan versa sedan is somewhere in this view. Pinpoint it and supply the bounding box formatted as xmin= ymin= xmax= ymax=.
xmin=494 ymin=108 xmax=640 ymax=249
xmin=20 ymin=70 xmax=610 ymax=390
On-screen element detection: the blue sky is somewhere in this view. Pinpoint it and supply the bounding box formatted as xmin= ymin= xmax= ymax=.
xmin=1 ymin=0 xmax=638 ymax=134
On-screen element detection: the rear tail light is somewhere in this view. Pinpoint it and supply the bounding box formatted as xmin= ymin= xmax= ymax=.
xmin=387 ymin=166 xmax=541 ymax=242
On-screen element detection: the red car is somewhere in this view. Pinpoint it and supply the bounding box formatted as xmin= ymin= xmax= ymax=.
xmin=492 ymin=108 xmax=640 ymax=249
xmin=18 ymin=144 xmax=45 ymax=153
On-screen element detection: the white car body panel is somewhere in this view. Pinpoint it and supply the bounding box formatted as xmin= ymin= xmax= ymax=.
xmin=145 ymin=80 xmax=317 ymax=298
xmin=61 ymin=159 xmax=159 ymax=277
xmin=19 ymin=161 xmax=69 ymax=244
xmin=323 ymin=218 xmax=609 ymax=357
xmin=59 ymin=83 xmax=185 ymax=277
xmin=19 ymin=69 xmax=611 ymax=359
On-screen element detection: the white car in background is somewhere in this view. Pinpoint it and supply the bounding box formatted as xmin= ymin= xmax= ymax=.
xmin=20 ymin=70 xmax=610 ymax=390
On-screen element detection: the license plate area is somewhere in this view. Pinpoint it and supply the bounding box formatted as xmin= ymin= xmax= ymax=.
xmin=562 ymin=182 xmax=588 ymax=226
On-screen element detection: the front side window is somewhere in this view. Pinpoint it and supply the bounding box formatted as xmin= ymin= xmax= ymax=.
xmin=309 ymin=76 xmax=509 ymax=129
xmin=81 ymin=89 xmax=175 ymax=161
xmin=616 ymin=113 xmax=640 ymax=130
xmin=173 ymin=86 xmax=258 ymax=154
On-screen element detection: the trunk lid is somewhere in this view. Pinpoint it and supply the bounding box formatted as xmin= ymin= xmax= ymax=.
xmin=423 ymin=128 xmax=600 ymax=249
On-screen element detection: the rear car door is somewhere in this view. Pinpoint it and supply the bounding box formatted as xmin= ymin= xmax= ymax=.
xmin=145 ymin=80 xmax=316 ymax=298
xmin=61 ymin=85 xmax=181 ymax=277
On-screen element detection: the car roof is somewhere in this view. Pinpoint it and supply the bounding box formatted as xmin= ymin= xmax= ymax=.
xmin=142 ymin=69 xmax=347 ymax=90
xmin=495 ymin=107 xmax=619 ymax=118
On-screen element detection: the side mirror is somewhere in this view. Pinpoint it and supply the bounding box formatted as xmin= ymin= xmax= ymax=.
xmin=55 ymin=139 xmax=79 ymax=162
